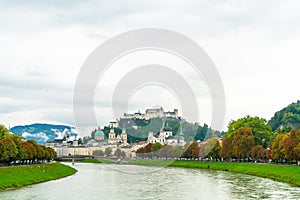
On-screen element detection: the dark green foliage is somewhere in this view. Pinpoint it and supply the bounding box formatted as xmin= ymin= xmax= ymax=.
xmin=0 ymin=125 xmax=9 ymax=140
xmin=0 ymin=126 xmax=57 ymax=165
xmin=268 ymin=100 xmax=300 ymax=131
xmin=195 ymin=124 xmax=208 ymax=141
xmin=227 ymin=115 xmax=272 ymax=148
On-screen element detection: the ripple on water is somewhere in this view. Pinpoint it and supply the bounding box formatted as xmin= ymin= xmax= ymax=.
xmin=0 ymin=163 xmax=300 ymax=200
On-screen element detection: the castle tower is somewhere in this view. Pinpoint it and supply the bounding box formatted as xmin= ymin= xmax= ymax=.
xmin=177 ymin=123 xmax=185 ymax=144
xmin=174 ymin=109 xmax=178 ymax=118
xmin=121 ymin=127 xmax=128 ymax=145
xmin=163 ymin=121 xmax=172 ymax=137
xmin=109 ymin=126 xmax=116 ymax=139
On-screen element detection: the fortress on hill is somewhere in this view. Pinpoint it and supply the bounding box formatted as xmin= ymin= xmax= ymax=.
xmin=121 ymin=106 xmax=179 ymax=120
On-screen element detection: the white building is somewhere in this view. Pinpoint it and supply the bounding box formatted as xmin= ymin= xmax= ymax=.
xmin=147 ymin=122 xmax=185 ymax=146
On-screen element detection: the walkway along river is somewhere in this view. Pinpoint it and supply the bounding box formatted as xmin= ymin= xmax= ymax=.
xmin=0 ymin=163 xmax=300 ymax=199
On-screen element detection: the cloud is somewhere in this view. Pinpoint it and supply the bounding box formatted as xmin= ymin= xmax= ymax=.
xmin=22 ymin=131 xmax=49 ymax=143
xmin=0 ymin=0 xmax=300 ymax=135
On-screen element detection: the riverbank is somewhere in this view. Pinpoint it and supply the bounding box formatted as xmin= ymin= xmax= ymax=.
xmin=0 ymin=162 xmax=77 ymax=191
xmin=126 ymin=160 xmax=300 ymax=187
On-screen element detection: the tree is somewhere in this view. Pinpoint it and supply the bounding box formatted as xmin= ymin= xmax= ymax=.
xmin=104 ymin=147 xmax=112 ymax=156
xmin=136 ymin=143 xmax=153 ymax=157
xmin=251 ymin=145 xmax=265 ymax=160
xmin=0 ymin=125 xmax=9 ymax=140
xmin=7 ymin=134 xmax=24 ymax=161
xmin=295 ymin=143 xmax=300 ymax=161
xmin=20 ymin=141 xmax=37 ymax=163
xmin=207 ymin=140 xmax=221 ymax=159
xmin=27 ymin=140 xmax=39 ymax=162
xmin=283 ymin=129 xmax=300 ymax=161
xmin=0 ymin=138 xmax=18 ymax=164
xmin=228 ymin=115 xmax=272 ymax=148
xmin=182 ymin=141 xmax=200 ymax=158
xmin=160 ymin=145 xmax=174 ymax=158
xmin=232 ymin=127 xmax=254 ymax=159
xmin=194 ymin=124 xmax=208 ymax=142
xmin=93 ymin=150 xmax=104 ymax=156
xmin=35 ymin=144 xmax=45 ymax=162
xmin=115 ymin=149 xmax=122 ymax=157
xmin=204 ymin=135 xmax=221 ymax=159
xmin=271 ymin=134 xmax=286 ymax=161
xmin=78 ymin=138 xmax=82 ymax=145
xmin=173 ymin=146 xmax=184 ymax=158
xmin=151 ymin=142 xmax=163 ymax=157
xmin=120 ymin=151 xmax=126 ymax=158
xmin=46 ymin=147 xmax=56 ymax=161
xmin=221 ymin=137 xmax=233 ymax=159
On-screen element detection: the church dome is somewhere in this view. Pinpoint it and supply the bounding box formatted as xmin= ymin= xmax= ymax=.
xmin=95 ymin=130 xmax=105 ymax=137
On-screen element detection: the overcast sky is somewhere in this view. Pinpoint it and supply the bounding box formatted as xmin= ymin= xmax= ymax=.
xmin=0 ymin=0 xmax=300 ymax=135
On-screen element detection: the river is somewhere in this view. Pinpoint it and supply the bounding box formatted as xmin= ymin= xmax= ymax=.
xmin=1 ymin=163 xmax=300 ymax=200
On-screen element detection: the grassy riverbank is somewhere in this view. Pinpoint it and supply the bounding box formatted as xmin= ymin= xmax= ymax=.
xmin=128 ymin=160 xmax=300 ymax=187
xmin=0 ymin=162 xmax=77 ymax=191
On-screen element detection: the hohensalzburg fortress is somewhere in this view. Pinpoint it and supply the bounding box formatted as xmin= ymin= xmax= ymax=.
xmin=122 ymin=106 xmax=179 ymax=120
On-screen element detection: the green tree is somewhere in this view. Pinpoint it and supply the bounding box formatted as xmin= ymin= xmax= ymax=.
xmin=207 ymin=140 xmax=221 ymax=159
xmin=0 ymin=125 xmax=9 ymax=140
xmin=27 ymin=140 xmax=39 ymax=162
xmin=151 ymin=143 xmax=163 ymax=157
xmin=0 ymin=138 xmax=18 ymax=164
xmin=36 ymin=145 xmax=45 ymax=162
xmin=268 ymin=100 xmax=300 ymax=131
xmin=228 ymin=115 xmax=272 ymax=148
xmin=7 ymin=134 xmax=24 ymax=160
xmin=204 ymin=135 xmax=221 ymax=159
xmin=295 ymin=143 xmax=300 ymax=161
xmin=194 ymin=124 xmax=208 ymax=142
xmin=271 ymin=133 xmax=286 ymax=161
xmin=104 ymin=147 xmax=112 ymax=156
xmin=232 ymin=127 xmax=254 ymax=159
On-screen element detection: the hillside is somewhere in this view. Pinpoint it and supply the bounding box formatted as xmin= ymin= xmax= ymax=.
xmin=10 ymin=123 xmax=79 ymax=144
xmin=97 ymin=118 xmax=225 ymax=143
xmin=268 ymin=100 xmax=300 ymax=131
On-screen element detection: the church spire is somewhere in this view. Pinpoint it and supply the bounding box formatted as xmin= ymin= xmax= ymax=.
xmin=178 ymin=123 xmax=184 ymax=136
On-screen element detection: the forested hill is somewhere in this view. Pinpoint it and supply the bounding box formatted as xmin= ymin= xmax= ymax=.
xmin=89 ymin=118 xmax=226 ymax=144
xmin=268 ymin=100 xmax=300 ymax=131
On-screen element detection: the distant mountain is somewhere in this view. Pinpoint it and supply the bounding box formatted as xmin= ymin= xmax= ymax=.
xmin=10 ymin=123 xmax=79 ymax=144
xmin=268 ymin=100 xmax=300 ymax=131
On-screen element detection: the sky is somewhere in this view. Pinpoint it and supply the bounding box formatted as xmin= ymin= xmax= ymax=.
xmin=0 ymin=0 xmax=300 ymax=135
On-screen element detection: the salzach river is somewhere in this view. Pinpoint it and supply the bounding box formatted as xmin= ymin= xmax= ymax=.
xmin=1 ymin=163 xmax=300 ymax=200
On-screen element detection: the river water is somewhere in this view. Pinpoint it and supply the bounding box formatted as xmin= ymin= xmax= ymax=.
xmin=1 ymin=163 xmax=300 ymax=200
